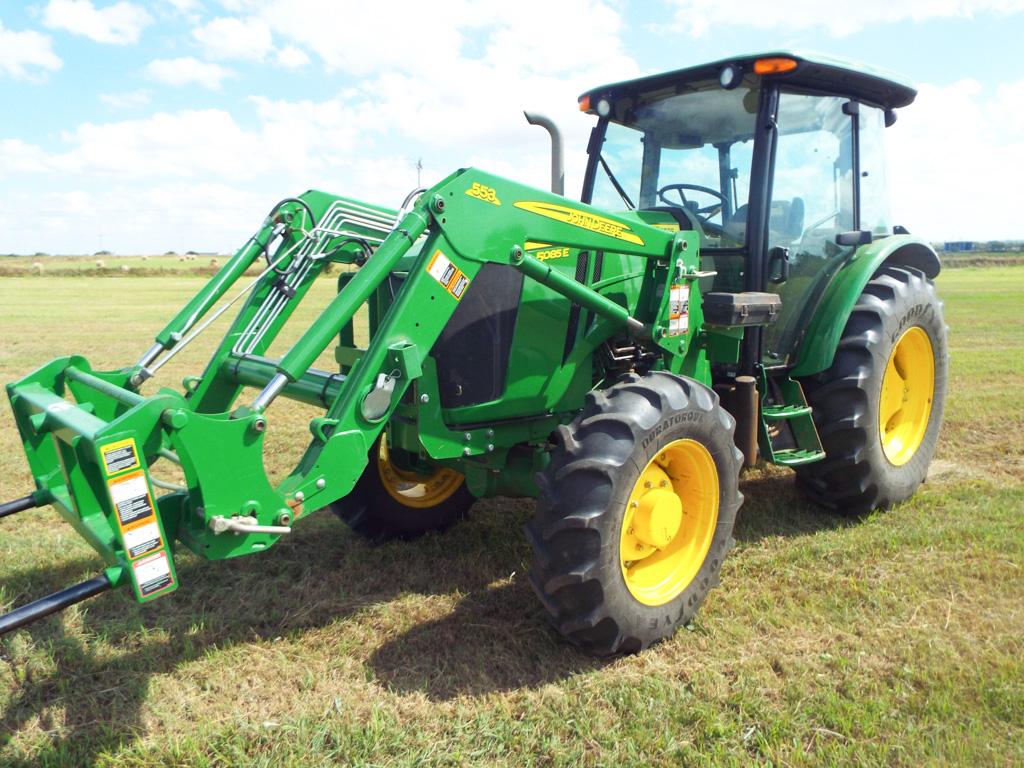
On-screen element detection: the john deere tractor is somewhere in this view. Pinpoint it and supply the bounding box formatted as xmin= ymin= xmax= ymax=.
xmin=1 ymin=52 xmax=946 ymax=655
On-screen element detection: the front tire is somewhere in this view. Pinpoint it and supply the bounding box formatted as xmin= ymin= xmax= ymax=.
xmin=330 ymin=437 xmax=475 ymax=541
xmin=797 ymin=264 xmax=948 ymax=514
xmin=527 ymin=372 xmax=744 ymax=656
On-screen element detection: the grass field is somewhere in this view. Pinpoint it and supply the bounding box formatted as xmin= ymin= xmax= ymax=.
xmin=0 ymin=266 xmax=1021 ymax=766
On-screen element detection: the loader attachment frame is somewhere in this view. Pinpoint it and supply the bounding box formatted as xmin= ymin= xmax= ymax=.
xmin=2 ymin=167 xmax=698 ymax=632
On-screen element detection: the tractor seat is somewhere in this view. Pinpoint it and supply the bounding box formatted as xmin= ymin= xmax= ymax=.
xmin=723 ymin=204 xmax=748 ymax=242
xmin=769 ymin=197 xmax=805 ymax=242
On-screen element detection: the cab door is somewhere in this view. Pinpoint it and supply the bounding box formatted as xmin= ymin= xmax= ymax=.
xmin=761 ymin=92 xmax=856 ymax=366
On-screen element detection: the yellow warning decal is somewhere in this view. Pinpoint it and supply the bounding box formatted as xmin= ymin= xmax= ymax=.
xmin=652 ymin=222 xmax=681 ymax=232
xmin=514 ymin=201 xmax=645 ymax=246
xmin=100 ymin=438 xmax=141 ymax=476
xmin=465 ymin=182 xmax=501 ymax=206
xmin=426 ymin=249 xmax=471 ymax=300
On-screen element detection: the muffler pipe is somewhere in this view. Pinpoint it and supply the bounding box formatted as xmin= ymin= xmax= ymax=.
xmin=524 ymin=111 xmax=565 ymax=195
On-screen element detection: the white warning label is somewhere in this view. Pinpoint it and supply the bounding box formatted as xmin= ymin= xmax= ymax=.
xmin=122 ymin=520 xmax=162 ymax=560
xmin=108 ymin=470 xmax=155 ymax=527
xmin=669 ymin=283 xmax=690 ymax=336
xmin=132 ymin=551 xmax=174 ymax=597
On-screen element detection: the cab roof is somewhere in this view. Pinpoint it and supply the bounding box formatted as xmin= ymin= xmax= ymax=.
xmin=581 ymin=51 xmax=917 ymax=112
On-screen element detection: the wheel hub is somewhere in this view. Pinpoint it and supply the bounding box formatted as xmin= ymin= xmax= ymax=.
xmin=619 ymin=439 xmax=719 ymax=606
xmin=633 ymin=488 xmax=683 ymax=549
xmin=879 ymin=326 xmax=935 ymax=466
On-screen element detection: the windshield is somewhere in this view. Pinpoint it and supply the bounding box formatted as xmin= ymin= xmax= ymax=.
xmin=589 ymin=80 xmax=760 ymax=249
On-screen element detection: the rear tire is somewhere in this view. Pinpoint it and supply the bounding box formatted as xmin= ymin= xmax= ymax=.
xmin=527 ymin=371 xmax=743 ymax=656
xmin=330 ymin=437 xmax=475 ymax=541
xmin=797 ymin=264 xmax=948 ymax=514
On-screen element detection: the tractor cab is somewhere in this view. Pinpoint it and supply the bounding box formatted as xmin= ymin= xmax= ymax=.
xmin=578 ymin=52 xmax=917 ymax=368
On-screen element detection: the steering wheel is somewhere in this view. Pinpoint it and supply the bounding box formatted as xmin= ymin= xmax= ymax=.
xmin=657 ymin=184 xmax=727 ymax=217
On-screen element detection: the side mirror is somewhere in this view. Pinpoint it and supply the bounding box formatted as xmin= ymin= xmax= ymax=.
xmin=835 ymin=230 xmax=873 ymax=247
xmin=768 ymin=246 xmax=790 ymax=284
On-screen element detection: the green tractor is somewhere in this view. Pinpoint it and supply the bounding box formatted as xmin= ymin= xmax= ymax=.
xmin=1 ymin=52 xmax=946 ymax=655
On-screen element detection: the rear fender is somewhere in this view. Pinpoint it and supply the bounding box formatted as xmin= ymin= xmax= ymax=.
xmin=790 ymin=235 xmax=940 ymax=377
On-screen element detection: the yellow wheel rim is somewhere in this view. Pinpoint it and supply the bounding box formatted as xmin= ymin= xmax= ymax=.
xmin=620 ymin=439 xmax=719 ymax=606
xmin=377 ymin=441 xmax=464 ymax=509
xmin=879 ymin=326 xmax=935 ymax=466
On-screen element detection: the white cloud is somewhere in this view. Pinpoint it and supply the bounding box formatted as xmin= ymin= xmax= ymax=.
xmin=165 ymin=0 xmax=203 ymax=12
xmin=889 ymin=78 xmax=1024 ymax=240
xmin=0 ymin=182 xmax=270 ymax=254
xmin=276 ymin=45 xmax=309 ymax=69
xmin=145 ymin=57 xmax=232 ymax=89
xmin=663 ymin=0 xmax=1024 ymax=36
xmin=0 ymin=21 xmax=62 ymax=79
xmin=4 ymin=0 xmax=641 ymax=252
xmin=43 ymin=0 xmax=153 ymax=45
xmin=100 ymin=88 xmax=151 ymax=107
xmin=193 ymin=16 xmax=274 ymax=61
xmin=0 ymin=139 xmax=55 ymax=173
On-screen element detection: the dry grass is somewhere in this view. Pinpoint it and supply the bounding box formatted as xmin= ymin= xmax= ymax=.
xmin=0 ymin=267 xmax=1021 ymax=766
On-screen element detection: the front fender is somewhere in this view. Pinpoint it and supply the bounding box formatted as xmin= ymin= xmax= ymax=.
xmin=790 ymin=235 xmax=940 ymax=377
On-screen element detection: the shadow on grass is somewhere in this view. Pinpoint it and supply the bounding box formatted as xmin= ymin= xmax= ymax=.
xmin=733 ymin=466 xmax=858 ymax=543
xmin=0 ymin=472 xmax=848 ymax=764
xmin=367 ymin=579 xmax=605 ymax=701
xmin=366 ymin=468 xmax=852 ymax=702
xmin=0 ymin=501 xmax=537 ymax=766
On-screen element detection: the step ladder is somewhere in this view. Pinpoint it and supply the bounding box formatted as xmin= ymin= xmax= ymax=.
xmin=758 ymin=376 xmax=826 ymax=467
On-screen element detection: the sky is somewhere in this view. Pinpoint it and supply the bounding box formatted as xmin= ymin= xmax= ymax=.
xmin=1 ymin=0 xmax=1023 ymax=254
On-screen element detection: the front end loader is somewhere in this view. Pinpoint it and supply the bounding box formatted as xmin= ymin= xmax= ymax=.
xmin=1 ymin=52 xmax=947 ymax=656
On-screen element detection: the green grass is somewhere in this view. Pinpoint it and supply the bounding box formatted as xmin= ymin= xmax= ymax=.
xmin=0 ymin=267 xmax=1021 ymax=766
